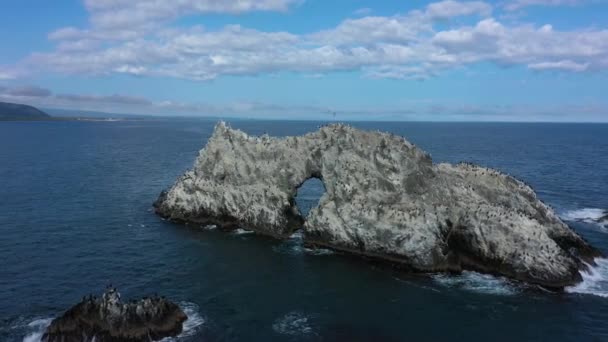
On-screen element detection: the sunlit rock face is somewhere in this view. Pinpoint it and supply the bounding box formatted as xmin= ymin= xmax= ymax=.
xmin=155 ymin=122 xmax=601 ymax=288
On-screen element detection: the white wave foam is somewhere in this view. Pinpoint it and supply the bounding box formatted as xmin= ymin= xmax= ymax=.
xmin=231 ymin=228 xmax=255 ymax=235
xmin=280 ymin=245 xmax=334 ymax=256
xmin=433 ymin=271 xmax=519 ymax=296
xmin=26 ymin=318 xmax=53 ymax=329
xmin=561 ymin=208 xmax=607 ymax=229
xmin=23 ymin=332 xmax=44 ymax=342
xmin=20 ymin=317 xmax=52 ymax=342
xmin=272 ymin=311 xmax=314 ymax=336
xmin=289 ymin=230 xmax=303 ymax=240
xmin=158 ymin=302 xmax=205 ymax=341
xmin=566 ymin=258 xmax=608 ymax=298
xmin=304 ymin=247 xmax=334 ymax=256
xmin=178 ymin=302 xmax=206 ymax=338
xmin=272 ymin=239 xmax=334 ymax=256
xmin=274 ymin=229 xmax=331 ymax=256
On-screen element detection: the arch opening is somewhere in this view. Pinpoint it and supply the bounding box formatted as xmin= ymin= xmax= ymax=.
xmin=294 ymin=177 xmax=325 ymax=219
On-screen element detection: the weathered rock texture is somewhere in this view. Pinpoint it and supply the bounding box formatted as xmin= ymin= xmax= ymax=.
xmin=155 ymin=122 xmax=601 ymax=288
xmin=42 ymin=288 xmax=187 ymax=342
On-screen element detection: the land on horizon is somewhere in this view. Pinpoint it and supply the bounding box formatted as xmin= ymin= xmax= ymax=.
xmin=1 ymin=101 xmax=607 ymax=124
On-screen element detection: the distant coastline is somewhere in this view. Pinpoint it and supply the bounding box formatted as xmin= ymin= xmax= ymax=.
xmin=0 ymin=101 xmax=142 ymax=122
xmin=2 ymin=101 xmax=607 ymax=124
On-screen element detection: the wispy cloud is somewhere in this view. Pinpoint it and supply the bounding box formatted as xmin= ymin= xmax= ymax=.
xmin=83 ymin=0 xmax=300 ymax=29
xmin=528 ymin=60 xmax=590 ymax=71
xmin=5 ymin=85 xmax=53 ymax=97
xmin=0 ymin=67 xmax=19 ymax=80
xmin=54 ymin=93 xmax=152 ymax=105
xmin=425 ymin=0 xmax=492 ymax=19
xmin=353 ymin=8 xmax=373 ymax=16
xmin=1 ymin=84 xmax=606 ymax=121
xmin=503 ymin=0 xmax=584 ymax=11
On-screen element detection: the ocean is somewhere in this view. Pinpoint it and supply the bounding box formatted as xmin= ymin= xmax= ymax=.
xmin=1 ymin=120 xmax=607 ymax=341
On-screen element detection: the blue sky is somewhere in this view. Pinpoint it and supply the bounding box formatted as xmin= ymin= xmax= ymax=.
xmin=0 ymin=0 xmax=607 ymax=121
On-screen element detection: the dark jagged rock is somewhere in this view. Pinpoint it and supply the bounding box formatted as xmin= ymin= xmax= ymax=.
xmin=42 ymin=288 xmax=187 ymax=342
xmin=155 ymin=122 xmax=602 ymax=288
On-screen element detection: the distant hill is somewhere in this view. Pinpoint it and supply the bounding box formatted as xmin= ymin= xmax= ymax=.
xmin=0 ymin=102 xmax=52 ymax=121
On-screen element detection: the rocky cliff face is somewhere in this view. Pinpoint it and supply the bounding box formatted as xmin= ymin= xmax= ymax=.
xmin=42 ymin=288 xmax=187 ymax=342
xmin=155 ymin=122 xmax=601 ymax=288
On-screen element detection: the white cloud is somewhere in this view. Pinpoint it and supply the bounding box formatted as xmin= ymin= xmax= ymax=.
xmin=432 ymin=18 xmax=608 ymax=69
xmin=45 ymin=0 xmax=302 ymax=51
xmin=5 ymin=1 xmax=608 ymax=81
xmin=166 ymin=25 xmax=298 ymax=52
xmin=312 ymin=14 xmax=432 ymax=46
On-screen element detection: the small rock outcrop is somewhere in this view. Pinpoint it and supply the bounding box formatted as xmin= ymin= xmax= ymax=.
xmin=42 ymin=288 xmax=187 ymax=342
xmin=155 ymin=122 xmax=602 ymax=288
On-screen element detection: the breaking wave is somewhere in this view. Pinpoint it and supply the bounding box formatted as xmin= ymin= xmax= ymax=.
xmin=231 ymin=228 xmax=255 ymax=235
xmin=272 ymin=231 xmax=334 ymax=256
xmin=272 ymin=311 xmax=314 ymax=336
xmin=432 ymin=271 xmax=520 ymax=296
xmin=566 ymin=259 xmax=608 ymax=298
xmin=561 ymin=208 xmax=607 ymax=230
xmin=273 ymin=243 xmax=335 ymax=256
xmin=172 ymin=302 xmax=206 ymax=340
xmin=21 ymin=318 xmax=53 ymax=342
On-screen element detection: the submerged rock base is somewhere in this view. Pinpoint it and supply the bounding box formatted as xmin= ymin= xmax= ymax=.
xmin=42 ymin=288 xmax=187 ymax=342
xmin=155 ymin=122 xmax=602 ymax=288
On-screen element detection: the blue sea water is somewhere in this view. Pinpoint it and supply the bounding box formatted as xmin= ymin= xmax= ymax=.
xmin=1 ymin=120 xmax=608 ymax=341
